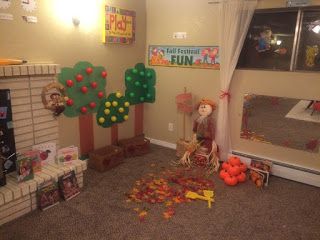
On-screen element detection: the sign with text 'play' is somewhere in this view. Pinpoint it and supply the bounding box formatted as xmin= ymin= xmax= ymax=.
xmin=148 ymin=46 xmax=220 ymax=69
xmin=105 ymin=6 xmax=135 ymax=44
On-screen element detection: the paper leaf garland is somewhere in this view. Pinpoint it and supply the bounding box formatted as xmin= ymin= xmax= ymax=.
xmin=58 ymin=61 xmax=107 ymax=117
xmin=125 ymin=63 xmax=156 ymax=105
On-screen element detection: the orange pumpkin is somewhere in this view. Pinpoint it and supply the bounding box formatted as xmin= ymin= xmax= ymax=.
xmin=222 ymin=162 xmax=230 ymax=170
xmin=255 ymin=179 xmax=263 ymax=188
xmin=237 ymin=172 xmax=246 ymax=183
xmin=228 ymin=156 xmax=241 ymax=166
xmin=250 ymin=171 xmax=259 ymax=182
xmin=227 ymin=165 xmax=241 ymax=176
xmin=219 ymin=169 xmax=230 ymax=180
xmin=224 ymin=175 xmax=238 ymax=186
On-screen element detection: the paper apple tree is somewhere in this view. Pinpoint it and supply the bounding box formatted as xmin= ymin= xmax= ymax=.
xmin=58 ymin=61 xmax=107 ymax=117
xmin=125 ymin=63 xmax=156 ymax=105
xmin=96 ymin=92 xmax=130 ymax=128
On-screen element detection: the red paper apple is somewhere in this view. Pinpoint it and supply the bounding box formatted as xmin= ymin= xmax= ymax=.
xmin=86 ymin=67 xmax=93 ymax=74
xmin=66 ymin=99 xmax=74 ymax=106
xmin=81 ymin=86 xmax=88 ymax=94
xmin=89 ymin=102 xmax=96 ymax=109
xmin=101 ymin=71 xmax=107 ymax=78
xmin=76 ymin=74 xmax=83 ymax=82
xmin=80 ymin=106 xmax=87 ymax=113
xmin=97 ymin=91 xmax=104 ymax=98
xmin=66 ymin=79 xmax=74 ymax=87
xmin=40 ymin=150 xmax=50 ymax=160
xmin=90 ymin=81 xmax=98 ymax=89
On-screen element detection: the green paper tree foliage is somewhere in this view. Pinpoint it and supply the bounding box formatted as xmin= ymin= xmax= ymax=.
xmin=96 ymin=92 xmax=130 ymax=128
xmin=125 ymin=63 xmax=156 ymax=105
xmin=58 ymin=61 xmax=107 ymax=117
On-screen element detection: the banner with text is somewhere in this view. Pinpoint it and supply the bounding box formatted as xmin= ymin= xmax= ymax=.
xmin=148 ymin=45 xmax=220 ymax=69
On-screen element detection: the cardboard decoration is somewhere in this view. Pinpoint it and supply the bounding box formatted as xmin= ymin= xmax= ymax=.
xmin=96 ymin=92 xmax=130 ymax=128
xmin=125 ymin=63 xmax=156 ymax=105
xmin=58 ymin=61 xmax=107 ymax=118
xmin=41 ymin=82 xmax=66 ymax=116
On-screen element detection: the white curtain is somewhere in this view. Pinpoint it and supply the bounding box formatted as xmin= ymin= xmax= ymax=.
xmin=215 ymin=0 xmax=257 ymax=160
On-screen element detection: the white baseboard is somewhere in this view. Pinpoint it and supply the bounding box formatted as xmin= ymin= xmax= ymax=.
xmin=271 ymin=164 xmax=320 ymax=187
xmin=146 ymin=139 xmax=320 ymax=187
xmin=231 ymin=150 xmax=320 ymax=188
xmin=147 ymin=137 xmax=176 ymax=149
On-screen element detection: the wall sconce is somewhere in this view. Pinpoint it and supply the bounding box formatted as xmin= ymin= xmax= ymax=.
xmin=72 ymin=16 xmax=80 ymax=26
xmin=54 ymin=0 xmax=100 ymax=30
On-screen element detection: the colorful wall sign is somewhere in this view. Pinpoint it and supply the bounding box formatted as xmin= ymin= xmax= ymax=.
xmin=105 ymin=6 xmax=135 ymax=44
xmin=148 ymin=45 xmax=220 ymax=69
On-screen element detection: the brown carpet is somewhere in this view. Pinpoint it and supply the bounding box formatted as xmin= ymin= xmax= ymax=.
xmin=1 ymin=145 xmax=320 ymax=240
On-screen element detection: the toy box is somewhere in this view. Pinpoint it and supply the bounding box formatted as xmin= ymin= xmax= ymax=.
xmin=118 ymin=134 xmax=150 ymax=157
xmin=88 ymin=145 xmax=124 ymax=172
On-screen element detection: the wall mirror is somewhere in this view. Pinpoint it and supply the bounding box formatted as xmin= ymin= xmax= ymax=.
xmin=240 ymin=94 xmax=320 ymax=153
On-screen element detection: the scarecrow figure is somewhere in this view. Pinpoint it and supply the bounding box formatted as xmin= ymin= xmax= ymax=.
xmin=179 ymin=99 xmax=219 ymax=172
xmin=193 ymin=99 xmax=216 ymax=152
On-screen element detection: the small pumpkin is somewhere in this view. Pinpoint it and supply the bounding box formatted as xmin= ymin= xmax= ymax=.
xmin=219 ymin=169 xmax=230 ymax=180
xmin=250 ymin=171 xmax=258 ymax=182
xmin=222 ymin=162 xmax=230 ymax=170
xmin=224 ymin=175 xmax=238 ymax=186
xmin=227 ymin=165 xmax=241 ymax=177
xmin=237 ymin=172 xmax=246 ymax=183
xmin=228 ymin=156 xmax=241 ymax=166
xmin=255 ymin=179 xmax=263 ymax=188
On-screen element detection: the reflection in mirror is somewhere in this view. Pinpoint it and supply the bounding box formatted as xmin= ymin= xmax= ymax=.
xmin=240 ymin=94 xmax=320 ymax=153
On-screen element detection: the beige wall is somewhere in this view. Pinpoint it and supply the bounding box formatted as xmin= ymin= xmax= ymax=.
xmin=145 ymin=0 xmax=320 ymax=171
xmin=0 ymin=0 xmax=146 ymax=149
xmin=145 ymin=0 xmax=221 ymax=143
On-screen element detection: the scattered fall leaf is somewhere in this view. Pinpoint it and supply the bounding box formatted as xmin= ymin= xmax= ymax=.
xmin=127 ymin=167 xmax=215 ymax=222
